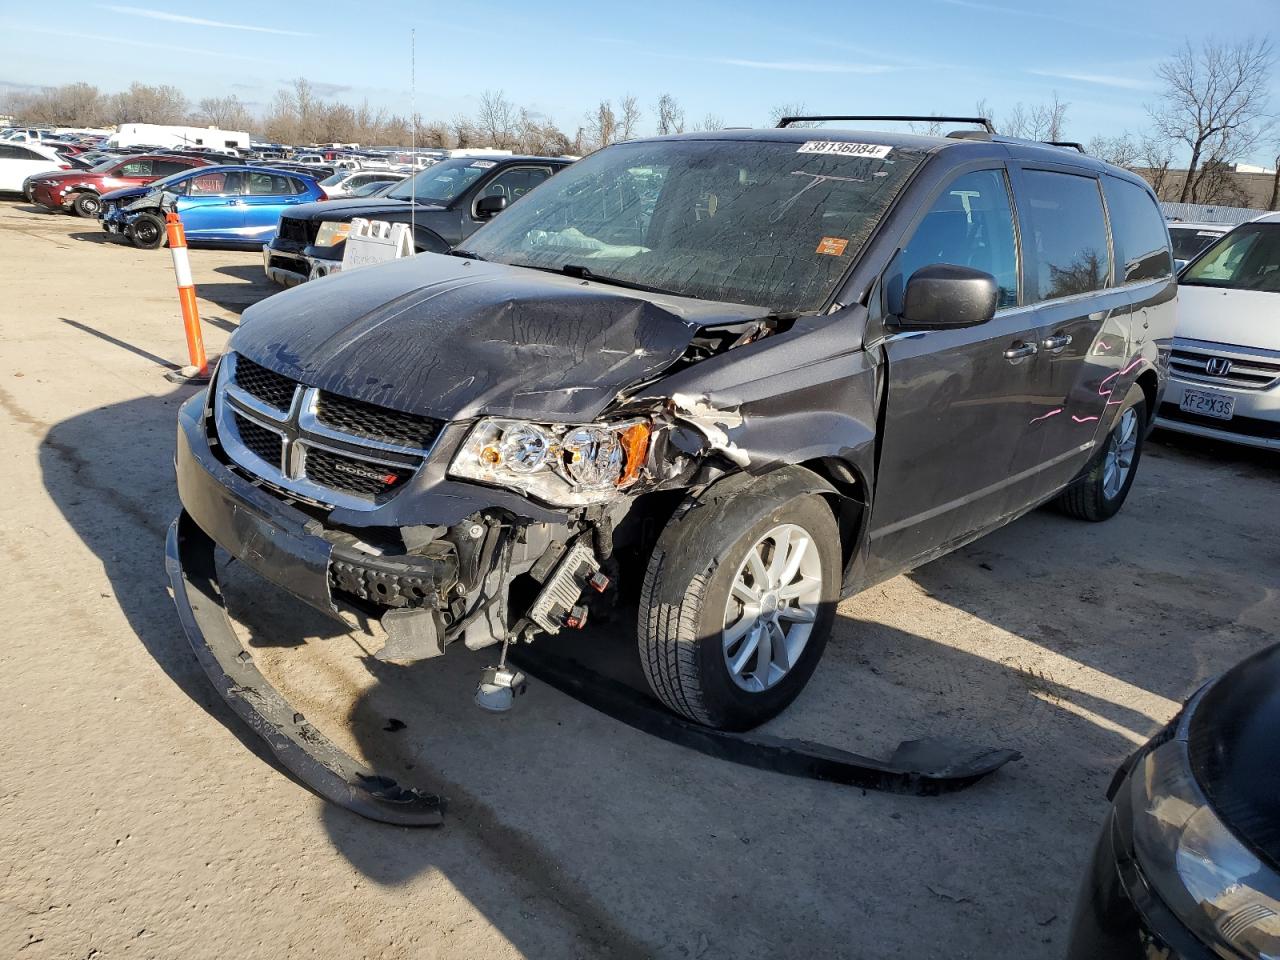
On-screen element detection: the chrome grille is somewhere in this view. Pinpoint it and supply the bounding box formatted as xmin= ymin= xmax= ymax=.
xmin=213 ymin=353 xmax=442 ymax=510
xmin=1170 ymin=344 xmax=1280 ymax=391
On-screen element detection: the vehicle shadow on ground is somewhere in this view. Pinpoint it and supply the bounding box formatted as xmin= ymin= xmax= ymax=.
xmin=35 ymin=385 xmax=1280 ymax=959
xmin=68 ymin=231 xmax=119 ymax=245
xmin=195 ymin=263 xmax=280 ymax=314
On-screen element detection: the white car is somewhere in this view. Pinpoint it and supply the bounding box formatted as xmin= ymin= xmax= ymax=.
xmin=0 ymin=141 xmax=70 ymax=194
xmin=1167 ymin=221 xmax=1230 ymax=272
xmin=317 ymin=169 xmax=407 ymax=198
xmin=1155 ymin=213 xmax=1280 ymax=450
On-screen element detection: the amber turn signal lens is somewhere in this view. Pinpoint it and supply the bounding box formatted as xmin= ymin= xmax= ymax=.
xmin=617 ymin=422 xmax=651 ymax=487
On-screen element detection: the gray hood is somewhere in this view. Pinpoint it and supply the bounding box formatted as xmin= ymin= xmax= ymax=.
xmin=229 ymin=253 xmax=768 ymax=421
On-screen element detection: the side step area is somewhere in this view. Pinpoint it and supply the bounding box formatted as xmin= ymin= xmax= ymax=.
xmin=165 ymin=513 xmax=444 ymax=826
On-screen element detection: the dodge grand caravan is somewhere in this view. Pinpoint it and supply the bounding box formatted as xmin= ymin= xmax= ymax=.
xmin=171 ymin=118 xmax=1174 ymax=739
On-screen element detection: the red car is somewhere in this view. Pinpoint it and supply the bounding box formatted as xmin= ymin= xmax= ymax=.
xmin=29 ymin=153 xmax=215 ymax=218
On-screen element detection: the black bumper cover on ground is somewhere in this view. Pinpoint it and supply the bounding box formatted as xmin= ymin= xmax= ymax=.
xmin=166 ymin=513 xmax=445 ymax=826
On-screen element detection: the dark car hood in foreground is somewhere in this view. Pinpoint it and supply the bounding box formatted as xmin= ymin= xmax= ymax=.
xmin=230 ymin=253 xmax=768 ymax=421
xmin=1189 ymin=642 xmax=1280 ymax=870
xmin=284 ymin=196 xmax=443 ymax=223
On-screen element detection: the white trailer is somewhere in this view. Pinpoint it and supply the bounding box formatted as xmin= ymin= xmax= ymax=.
xmin=108 ymin=123 xmax=252 ymax=152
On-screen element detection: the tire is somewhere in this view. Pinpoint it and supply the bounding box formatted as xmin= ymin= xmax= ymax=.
xmin=638 ymin=470 xmax=841 ymax=730
xmin=72 ymin=192 xmax=101 ymax=218
xmin=127 ymin=213 xmax=166 ymax=250
xmin=1055 ymin=391 xmax=1146 ymax=522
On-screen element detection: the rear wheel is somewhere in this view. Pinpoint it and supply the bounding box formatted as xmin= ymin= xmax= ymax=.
xmin=127 ymin=213 xmax=166 ymax=250
xmin=638 ymin=471 xmax=840 ymax=730
xmin=1055 ymin=394 xmax=1145 ymax=522
xmin=71 ymin=192 xmax=101 ymax=218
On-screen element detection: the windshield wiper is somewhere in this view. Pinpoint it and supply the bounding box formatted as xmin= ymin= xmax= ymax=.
xmin=557 ymin=263 xmax=680 ymax=296
xmin=449 ymin=249 xmax=486 ymax=261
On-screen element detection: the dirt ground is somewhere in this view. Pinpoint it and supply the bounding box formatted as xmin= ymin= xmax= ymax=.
xmin=0 ymin=198 xmax=1276 ymax=960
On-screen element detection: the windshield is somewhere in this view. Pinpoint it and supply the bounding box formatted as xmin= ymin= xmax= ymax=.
xmin=384 ymin=157 xmax=496 ymax=204
xmin=319 ymin=171 xmax=349 ymax=187
xmin=462 ymin=138 xmax=926 ymax=311
xmin=1181 ymin=223 xmax=1280 ymax=292
xmin=1169 ymin=226 xmax=1226 ymax=262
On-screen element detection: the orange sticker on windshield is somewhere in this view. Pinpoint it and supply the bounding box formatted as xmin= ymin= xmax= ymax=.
xmin=816 ymin=237 xmax=848 ymax=256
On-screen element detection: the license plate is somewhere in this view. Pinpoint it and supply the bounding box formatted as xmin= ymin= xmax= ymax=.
xmin=1180 ymin=389 xmax=1235 ymax=420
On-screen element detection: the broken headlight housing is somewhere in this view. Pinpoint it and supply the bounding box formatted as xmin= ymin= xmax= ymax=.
xmin=1129 ymin=738 xmax=1280 ymax=959
xmin=314 ymin=221 xmax=352 ymax=247
xmin=449 ymin=418 xmax=651 ymax=506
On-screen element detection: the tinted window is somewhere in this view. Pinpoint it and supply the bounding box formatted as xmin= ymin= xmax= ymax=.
xmin=478 ymin=165 xmax=554 ymax=206
xmin=0 ymin=144 xmax=19 ymax=159
xmin=154 ymin=160 xmax=192 ymax=177
xmin=1021 ymin=170 xmax=1111 ymax=301
xmin=119 ymin=159 xmax=154 ymax=176
xmin=288 ymin=178 xmax=309 ymax=195
xmin=386 ymin=157 xmax=502 ymax=203
xmin=899 ymin=168 xmax=1019 ymax=309
xmin=1169 ymin=226 xmax=1225 ymax=262
xmin=245 ymin=172 xmax=291 ymax=196
xmin=1103 ymin=177 xmax=1171 ymax=282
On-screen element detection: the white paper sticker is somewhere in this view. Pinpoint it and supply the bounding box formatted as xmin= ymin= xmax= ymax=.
xmin=468 ymin=159 xmax=497 ymax=168
xmin=797 ymin=141 xmax=892 ymax=159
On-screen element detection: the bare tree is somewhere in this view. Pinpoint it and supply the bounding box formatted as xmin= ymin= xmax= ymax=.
xmin=476 ymin=89 xmax=518 ymax=148
xmin=1150 ymin=37 xmax=1276 ymax=203
xmin=585 ymin=100 xmax=618 ymax=149
xmin=618 ymin=94 xmax=642 ymax=141
xmin=1269 ymin=147 xmax=1280 ymax=211
xmin=450 ymin=114 xmax=477 ymax=148
xmin=1000 ymin=94 xmax=1069 ymax=141
xmin=698 ymin=113 xmax=726 ymax=131
xmin=1139 ymin=135 xmax=1177 ymax=200
xmin=105 ymin=82 xmax=189 ymax=125
xmin=195 ymin=95 xmax=252 ymax=131
xmin=1085 ymin=133 xmax=1141 ymax=168
xmin=768 ymin=102 xmax=816 ymax=127
xmin=655 ymin=93 xmax=685 ymax=135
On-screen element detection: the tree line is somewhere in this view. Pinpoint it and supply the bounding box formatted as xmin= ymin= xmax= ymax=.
xmin=3 ymin=36 xmax=1275 ymax=206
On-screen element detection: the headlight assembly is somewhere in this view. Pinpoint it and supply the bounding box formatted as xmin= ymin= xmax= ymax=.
xmin=1130 ymin=739 xmax=1280 ymax=959
xmin=449 ymin=417 xmax=651 ymax=506
xmin=314 ymin=221 xmax=352 ymax=247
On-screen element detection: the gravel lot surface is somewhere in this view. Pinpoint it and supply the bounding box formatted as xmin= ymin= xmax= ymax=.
xmin=1 ymin=199 xmax=1276 ymax=959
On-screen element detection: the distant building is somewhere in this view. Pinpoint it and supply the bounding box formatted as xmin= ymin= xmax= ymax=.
xmin=1134 ymin=162 xmax=1278 ymax=211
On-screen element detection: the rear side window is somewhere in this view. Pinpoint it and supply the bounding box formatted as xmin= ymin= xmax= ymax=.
xmin=119 ymin=159 xmax=155 ymax=176
xmin=898 ymin=168 xmax=1020 ymax=309
xmin=245 ymin=173 xmax=292 ymax=196
xmin=1021 ymin=170 xmax=1111 ymax=301
xmin=188 ymin=172 xmax=230 ymax=195
xmin=154 ymin=160 xmax=192 ymax=176
xmin=1103 ymin=177 xmax=1171 ymax=282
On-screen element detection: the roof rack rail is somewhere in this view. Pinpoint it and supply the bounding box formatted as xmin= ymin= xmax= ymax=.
xmin=1045 ymin=140 xmax=1086 ymax=153
xmin=776 ymin=115 xmax=997 ymax=134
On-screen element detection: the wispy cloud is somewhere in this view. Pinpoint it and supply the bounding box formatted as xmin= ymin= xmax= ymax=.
xmin=1028 ymin=69 xmax=1155 ymax=91
xmin=7 ymin=24 xmax=272 ymax=62
xmin=715 ymin=57 xmax=896 ymax=74
xmin=934 ymin=0 xmax=1173 ymax=40
xmin=99 ymin=5 xmax=313 ymax=37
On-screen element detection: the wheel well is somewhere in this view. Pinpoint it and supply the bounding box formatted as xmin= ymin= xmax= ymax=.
xmin=798 ymin=458 xmax=867 ymax=572
xmin=1136 ymin=369 xmax=1158 ymax=421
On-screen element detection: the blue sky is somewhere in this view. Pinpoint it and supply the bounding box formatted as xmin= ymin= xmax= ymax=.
xmin=2 ymin=0 xmax=1277 ymax=160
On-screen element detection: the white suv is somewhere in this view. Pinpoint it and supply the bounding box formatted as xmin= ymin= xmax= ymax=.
xmin=1156 ymin=213 xmax=1280 ymax=450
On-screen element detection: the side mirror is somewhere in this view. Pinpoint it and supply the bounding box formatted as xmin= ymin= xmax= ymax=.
xmin=901 ymin=263 xmax=999 ymax=328
xmin=475 ymin=194 xmax=507 ymax=219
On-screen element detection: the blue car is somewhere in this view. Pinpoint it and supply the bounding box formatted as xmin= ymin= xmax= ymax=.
xmin=99 ymin=165 xmax=324 ymax=249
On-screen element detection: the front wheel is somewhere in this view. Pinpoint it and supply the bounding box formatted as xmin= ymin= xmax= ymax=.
xmin=127 ymin=213 xmax=166 ymax=249
xmin=72 ymin=192 xmax=101 ymax=218
xmin=1055 ymin=394 xmax=1145 ymax=522
xmin=638 ymin=471 xmax=840 ymax=730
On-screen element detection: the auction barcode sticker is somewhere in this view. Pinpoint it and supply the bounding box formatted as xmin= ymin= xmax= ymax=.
xmin=797 ymin=141 xmax=892 ymax=159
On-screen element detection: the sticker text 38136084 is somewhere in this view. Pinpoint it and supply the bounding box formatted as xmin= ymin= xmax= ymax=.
xmin=797 ymin=141 xmax=893 ymax=159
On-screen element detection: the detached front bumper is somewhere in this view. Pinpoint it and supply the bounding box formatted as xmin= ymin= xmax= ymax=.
xmin=165 ymin=513 xmax=444 ymax=825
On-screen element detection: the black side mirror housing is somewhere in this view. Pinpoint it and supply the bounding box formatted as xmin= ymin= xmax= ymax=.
xmin=900 ymin=263 xmax=999 ymax=328
xmin=475 ymin=195 xmax=507 ymax=219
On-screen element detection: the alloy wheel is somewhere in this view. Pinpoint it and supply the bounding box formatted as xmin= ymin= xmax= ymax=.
xmin=721 ymin=523 xmax=823 ymax=693
xmin=1102 ymin=407 xmax=1139 ymax=501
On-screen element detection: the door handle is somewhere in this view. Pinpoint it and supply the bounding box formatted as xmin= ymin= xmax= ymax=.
xmin=1041 ymin=333 xmax=1073 ymax=353
xmin=1003 ymin=341 xmax=1038 ymax=362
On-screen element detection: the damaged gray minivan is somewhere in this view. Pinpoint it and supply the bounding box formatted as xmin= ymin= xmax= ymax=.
xmin=172 ymin=118 xmax=1174 ymax=734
